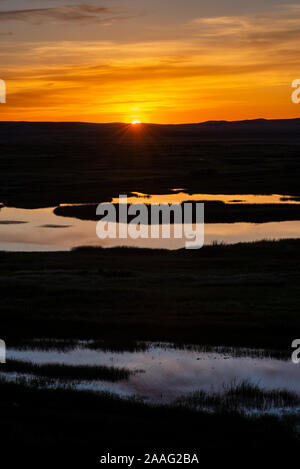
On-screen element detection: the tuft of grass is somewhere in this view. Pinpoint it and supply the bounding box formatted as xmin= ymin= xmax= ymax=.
xmin=175 ymin=380 xmax=300 ymax=413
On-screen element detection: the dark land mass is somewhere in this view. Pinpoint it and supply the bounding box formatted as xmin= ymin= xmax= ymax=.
xmin=1 ymin=239 xmax=300 ymax=351
xmin=1 ymin=119 xmax=300 ymax=209
xmin=54 ymin=201 xmax=300 ymax=224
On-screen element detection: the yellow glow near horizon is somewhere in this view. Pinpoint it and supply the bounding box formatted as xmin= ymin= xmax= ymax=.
xmin=2 ymin=5 xmax=300 ymax=123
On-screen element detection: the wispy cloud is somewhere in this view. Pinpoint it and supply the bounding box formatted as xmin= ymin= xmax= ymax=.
xmin=0 ymin=4 xmax=134 ymax=25
xmin=1 ymin=4 xmax=300 ymax=123
xmin=191 ymin=7 xmax=300 ymax=47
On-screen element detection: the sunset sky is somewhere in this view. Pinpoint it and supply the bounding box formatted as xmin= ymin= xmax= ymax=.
xmin=0 ymin=0 xmax=300 ymax=123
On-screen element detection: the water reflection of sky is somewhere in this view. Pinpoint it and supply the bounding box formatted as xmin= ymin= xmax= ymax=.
xmin=113 ymin=192 xmax=300 ymax=205
xmin=6 ymin=344 xmax=300 ymax=403
xmin=1 ymin=192 xmax=300 ymax=251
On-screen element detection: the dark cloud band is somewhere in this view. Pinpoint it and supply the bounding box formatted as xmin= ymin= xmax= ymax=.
xmin=0 ymin=4 xmax=130 ymax=24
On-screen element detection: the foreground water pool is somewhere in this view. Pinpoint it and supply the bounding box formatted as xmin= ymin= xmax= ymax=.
xmin=1 ymin=192 xmax=300 ymax=251
xmin=3 ymin=342 xmax=300 ymax=412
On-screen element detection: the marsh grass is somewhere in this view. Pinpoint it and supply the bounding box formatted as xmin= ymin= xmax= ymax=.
xmin=0 ymin=376 xmax=298 ymax=461
xmin=175 ymin=380 xmax=300 ymax=413
xmin=8 ymin=338 xmax=79 ymax=352
xmin=8 ymin=338 xmax=150 ymax=353
xmin=2 ymin=238 xmax=300 ymax=351
xmin=85 ymin=340 xmax=149 ymax=353
xmin=8 ymin=338 xmax=288 ymax=360
xmin=4 ymin=359 xmax=131 ymax=382
xmin=166 ymin=343 xmax=290 ymax=360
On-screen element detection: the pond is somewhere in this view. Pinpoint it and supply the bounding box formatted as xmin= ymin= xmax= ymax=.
xmin=1 ymin=192 xmax=300 ymax=251
xmin=2 ymin=342 xmax=300 ymax=415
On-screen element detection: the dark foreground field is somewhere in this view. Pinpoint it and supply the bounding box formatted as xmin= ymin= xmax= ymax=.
xmin=0 ymin=377 xmax=298 ymax=465
xmin=0 ymin=240 xmax=300 ymax=463
xmin=1 ymin=239 xmax=300 ymax=350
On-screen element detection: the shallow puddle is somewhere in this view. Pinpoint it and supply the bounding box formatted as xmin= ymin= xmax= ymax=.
xmin=3 ymin=343 xmax=300 ymax=408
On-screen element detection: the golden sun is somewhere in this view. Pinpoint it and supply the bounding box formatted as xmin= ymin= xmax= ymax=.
xmin=131 ymin=119 xmax=141 ymax=125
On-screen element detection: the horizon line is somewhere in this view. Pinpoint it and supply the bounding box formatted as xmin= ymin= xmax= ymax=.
xmin=0 ymin=117 xmax=300 ymax=126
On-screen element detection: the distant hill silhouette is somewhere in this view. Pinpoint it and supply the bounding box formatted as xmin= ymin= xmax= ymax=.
xmin=1 ymin=117 xmax=300 ymax=138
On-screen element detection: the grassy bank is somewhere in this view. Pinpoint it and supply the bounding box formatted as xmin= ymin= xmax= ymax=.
xmin=0 ymin=377 xmax=298 ymax=463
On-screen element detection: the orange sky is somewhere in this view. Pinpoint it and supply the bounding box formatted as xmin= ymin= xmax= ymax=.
xmin=0 ymin=1 xmax=300 ymax=123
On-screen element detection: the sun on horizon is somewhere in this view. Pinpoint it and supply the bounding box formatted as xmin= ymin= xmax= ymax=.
xmin=1 ymin=0 xmax=300 ymax=124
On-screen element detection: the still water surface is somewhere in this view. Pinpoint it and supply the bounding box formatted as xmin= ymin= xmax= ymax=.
xmin=1 ymin=192 xmax=300 ymax=251
xmin=5 ymin=343 xmax=300 ymax=406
